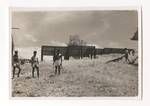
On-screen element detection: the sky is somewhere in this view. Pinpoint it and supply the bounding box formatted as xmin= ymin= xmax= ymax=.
xmin=12 ymin=10 xmax=138 ymax=49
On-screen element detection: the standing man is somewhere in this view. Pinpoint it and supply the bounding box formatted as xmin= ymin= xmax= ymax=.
xmin=31 ymin=51 xmax=39 ymax=78
xmin=53 ymin=50 xmax=62 ymax=75
xmin=12 ymin=51 xmax=21 ymax=78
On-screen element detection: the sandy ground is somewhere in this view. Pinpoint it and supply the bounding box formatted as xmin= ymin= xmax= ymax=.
xmin=12 ymin=54 xmax=138 ymax=97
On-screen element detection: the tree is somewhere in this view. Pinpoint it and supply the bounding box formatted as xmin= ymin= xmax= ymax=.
xmin=131 ymin=29 xmax=138 ymax=41
xmin=68 ymin=35 xmax=86 ymax=46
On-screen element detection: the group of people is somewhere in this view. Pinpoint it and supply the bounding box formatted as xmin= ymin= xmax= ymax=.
xmin=12 ymin=50 xmax=62 ymax=78
xmin=12 ymin=48 xmax=137 ymax=78
xmin=105 ymin=48 xmax=137 ymax=64
xmin=124 ymin=48 xmax=137 ymax=64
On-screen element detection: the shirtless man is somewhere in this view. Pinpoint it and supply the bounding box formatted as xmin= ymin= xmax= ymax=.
xmin=31 ymin=51 xmax=39 ymax=78
xmin=12 ymin=51 xmax=21 ymax=78
xmin=53 ymin=50 xmax=62 ymax=75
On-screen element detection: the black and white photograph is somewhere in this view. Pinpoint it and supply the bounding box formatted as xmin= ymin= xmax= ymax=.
xmin=11 ymin=8 xmax=141 ymax=97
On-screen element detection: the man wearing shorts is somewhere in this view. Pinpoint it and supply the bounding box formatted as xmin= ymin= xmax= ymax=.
xmin=53 ymin=50 xmax=62 ymax=75
xmin=12 ymin=51 xmax=21 ymax=78
xmin=31 ymin=51 xmax=39 ymax=78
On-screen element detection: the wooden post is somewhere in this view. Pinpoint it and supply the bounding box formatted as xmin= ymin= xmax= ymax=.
xmin=41 ymin=46 xmax=43 ymax=61
xmin=90 ymin=47 xmax=92 ymax=59
xmin=54 ymin=48 xmax=56 ymax=56
xmin=67 ymin=46 xmax=70 ymax=60
xmin=81 ymin=46 xmax=83 ymax=59
xmin=94 ymin=47 xmax=96 ymax=59
xmin=65 ymin=47 xmax=69 ymax=60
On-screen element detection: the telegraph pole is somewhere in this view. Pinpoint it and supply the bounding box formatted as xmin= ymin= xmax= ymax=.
xmin=11 ymin=27 xmax=20 ymax=55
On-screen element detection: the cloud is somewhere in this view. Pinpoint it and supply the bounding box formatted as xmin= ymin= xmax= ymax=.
xmin=86 ymin=43 xmax=102 ymax=48
xmin=49 ymin=40 xmax=67 ymax=46
xmin=12 ymin=11 xmax=138 ymax=48
xmin=107 ymin=42 xmax=123 ymax=48
xmin=24 ymin=34 xmax=38 ymax=42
